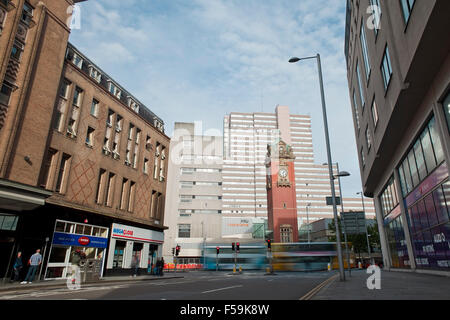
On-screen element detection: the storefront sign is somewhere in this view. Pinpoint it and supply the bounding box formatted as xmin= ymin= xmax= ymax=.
xmin=405 ymin=162 xmax=449 ymax=208
xmin=111 ymin=223 xmax=164 ymax=244
xmin=52 ymin=232 xmax=108 ymax=248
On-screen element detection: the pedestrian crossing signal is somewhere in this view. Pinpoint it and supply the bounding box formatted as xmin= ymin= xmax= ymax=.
xmin=216 ymin=247 xmax=220 ymax=255
xmin=236 ymin=242 xmax=240 ymax=252
xmin=232 ymin=242 xmax=235 ymax=251
xmin=176 ymin=245 xmax=180 ymax=256
xmin=267 ymin=239 xmax=271 ymax=249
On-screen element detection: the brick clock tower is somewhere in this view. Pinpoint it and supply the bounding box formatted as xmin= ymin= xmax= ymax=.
xmin=265 ymin=140 xmax=299 ymax=243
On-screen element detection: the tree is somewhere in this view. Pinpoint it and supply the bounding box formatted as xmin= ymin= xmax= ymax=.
xmin=327 ymin=217 xmax=381 ymax=258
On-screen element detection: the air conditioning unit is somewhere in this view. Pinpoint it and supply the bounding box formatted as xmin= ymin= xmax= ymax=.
xmin=159 ymin=176 xmax=165 ymax=182
xmin=161 ymin=154 xmax=166 ymax=160
xmin=115 ymin=125 xmax=121 ymax=132
xmin=106 ymin=121 xmax=112 ymax=128
xmin=155 ymin=152 xmax=160 ymax=157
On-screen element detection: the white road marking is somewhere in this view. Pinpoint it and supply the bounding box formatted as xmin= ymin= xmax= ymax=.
xmin=202 ymin=285 xmax=243 ymax=294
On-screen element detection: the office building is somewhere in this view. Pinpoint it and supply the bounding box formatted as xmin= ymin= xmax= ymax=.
xmin=345 ymin=0 xmax=450 ymax=273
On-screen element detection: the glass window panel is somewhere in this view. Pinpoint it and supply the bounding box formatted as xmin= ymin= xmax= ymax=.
xmin=55 ymin=221 xmax=65 ymax=232
xmin=65 ymin=223 xmax=74 ymax=234
xmin=407 ymin=150 xmax=419 ymax=188
xmin=444 ymin=93 xmax=450 ymax=132
xmin=49 ymin=246 xmax=68 ymax=263
xmin=1 ymin=216 xmax=16 ymax=230
xmin=424 ymin=193 xmax=438 ymax=229
xmin=417 ymin=201 xmax=429 ymax=232
xmin=408 ymin=207 xmax=416 ymax=235
xmin=433 ymin=186 xmax=449 ymax=225
xmin=431 ymin=226 xmax=447 ymax=264
xmin=413 ymin=140 xmax=427 ymax=181
xmin=442 ymin=223 xmax=450 ymax=260
xmin=398 ymin=164 xmax=408 ymax=197
xmin=83 ymin=226 xmax=92 ymax=236
xmin=402 ymin=160 xmax=414 ymax=194
xmin=428 ymin=117 xmax=445 ymax=165
xmin=420 ymin=129 xmax=437 ymax=174
xmin=443 ymin=182 xmax=450 ymax=222
xmin=422 ymin=230 xmax=435 ymax=268
xmin=75 ymin=224 xmax=84 ymax=235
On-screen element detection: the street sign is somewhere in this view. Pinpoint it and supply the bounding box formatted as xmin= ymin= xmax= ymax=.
xmin=326 ymin=196 xmax=341 ymax=206
xmin=341 ymin=211 xmax=367 ymax=235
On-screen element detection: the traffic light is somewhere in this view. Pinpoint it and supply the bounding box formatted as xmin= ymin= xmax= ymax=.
xmin=232 ymin=242 xmax=235 ymax=251
xmin=267 ymin=239 xmax=271 ymax=250
xmin=216 ymin=247 xmax=220 ymax=255
xmin=172 ymin=248 xmax=175 ymax=255
xmin=175 ymin=245 xmax=180 ymax=256
xmin=236 ymin=242 xmax=240 ymax=252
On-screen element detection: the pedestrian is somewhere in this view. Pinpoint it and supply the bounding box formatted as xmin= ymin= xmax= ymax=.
xmin=131 ymin=253 xmax=140 ymax=277
xmin=12 ymin=252 xmax=23 ymax=282
xmin=70 ymin=249 xmax=82 ymax=283
xmin=21 ymin=249 xmax=42 ymax=284
xmin=160 ymin=257 xmax=165 ymax=276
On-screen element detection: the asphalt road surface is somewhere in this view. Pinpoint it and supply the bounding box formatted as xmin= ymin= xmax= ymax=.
xmin=0 ymin=271 xmax=337 ymax=300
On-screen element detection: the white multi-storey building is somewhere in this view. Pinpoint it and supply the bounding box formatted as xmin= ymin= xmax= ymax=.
xmin=223 ymin=105 xmax=375 ymax=227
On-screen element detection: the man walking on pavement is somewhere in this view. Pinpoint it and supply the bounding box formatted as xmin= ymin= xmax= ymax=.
xmin=21 ymin=249 xmax=42 ymax=284
xmin=12 ymin=252 xmax=23 ymax=282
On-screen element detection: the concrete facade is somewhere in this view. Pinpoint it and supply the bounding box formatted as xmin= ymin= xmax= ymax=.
xmin=345 ymin=0 xmax=450 ymax=274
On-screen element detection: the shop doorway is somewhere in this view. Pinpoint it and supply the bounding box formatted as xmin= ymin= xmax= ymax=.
xmin=148 ymin=244 xmax=158 ymax=274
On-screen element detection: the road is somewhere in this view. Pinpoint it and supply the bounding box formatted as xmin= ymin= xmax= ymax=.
xmin=0 ymin=271 xmax=337 ymax=300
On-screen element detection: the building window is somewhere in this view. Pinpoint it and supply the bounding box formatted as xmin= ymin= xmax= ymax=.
xmin=90 ymin=99 xmax=99 ymax=117
xmin=104 ymin=172 xmax=115 ymax=207
xmin=128 ymin=181 xmax=136 ymax=212
xmin=11 ymin=41 xmax=24 ymax=61
xmin=0 ymin=81 xmax=13 ymax=106
xmin=21 ymin=2 xmax=33 ymax=26
xmin=371 ymin=99 xmax=379 ymax=127
xmin=119 ymin=178 xmax=129 ymax=211
xmin=73 ymin=86 xmax=83 ymax=107
xmin=89 ymin=66 xmax=102 ymax=83
xmin=361 ymin=147 xmax=366 ymax=168
xmin=353 ymin=90 xmax=361 ymax=131
xmin=369 ymin=0 xmax=381 ymax=36
xmin=128 ymin=97 xmax=139 ymax=113
xmin=108 ymin=81 xmax=121 ymax=99
xmin=55 ymin=153 xmax=71 ymax=194
xmin=85 ymin=126 xmax=95 ymax=147
xmin=280 ymin=225 xmax=293 ymax=243
xmin=133 ymin=128 xmax=141 ymax=169
xmin=380 ymin=176 xmax=399 ymax=217
xmin=39 ymin=148 xmax=58 ymax=189
xmin=178 ymin=224 xmax=191 ymax=238
xmin=381 ymin=46 xmax=393 ymax=91
xmin=444 ymin=92 xmax=450 ymax=132
xmin=356 ymin=61 xmax=365 ymax=108
xmin=143 ymin=158 xmax=149 ymax=174
xmin=71 ymin=53 xmax=83 ymax=69
xmin=360 ymin=23 xmax=371 ymax=80
xmin=398 ymin=116 xmax=445 ymax=196
xmin=400 ymin=0 xmax=415 ymax=24
xmin=95 ymin=169 xmax=107 ymax=204
xmin=365 ymin=127 xmax=372 ymax=151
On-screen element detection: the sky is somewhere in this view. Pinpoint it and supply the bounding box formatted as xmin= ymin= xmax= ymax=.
xmin=69 ymin=0 xmax=365 ymax=198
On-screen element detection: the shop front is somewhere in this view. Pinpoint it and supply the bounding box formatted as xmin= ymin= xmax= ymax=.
xmin=106 ymin=223 xmax=164 ymax=276
xmin=44 ymin=220 xmax=109 ymax=279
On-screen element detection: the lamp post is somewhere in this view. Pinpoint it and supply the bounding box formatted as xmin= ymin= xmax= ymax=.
xmin=357 ymin=191 xmax=373 ymax=265
xmin=306 ymin=203 xmax=311 ymax=243
xmin=324 ymin=162 xmax=352 ymax=277
xmin=290 ymin=54 xmax=345 ymax=281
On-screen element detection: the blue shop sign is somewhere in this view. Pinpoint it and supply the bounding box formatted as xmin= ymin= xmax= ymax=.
xmin=52 ymin=232 xmax=108 ymax=248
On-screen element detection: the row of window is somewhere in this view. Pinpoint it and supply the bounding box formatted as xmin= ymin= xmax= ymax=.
xmin=380 ymin=176 xmax=400 ymax=217
xmin=55 ymin=79 xmax=168 ymax=182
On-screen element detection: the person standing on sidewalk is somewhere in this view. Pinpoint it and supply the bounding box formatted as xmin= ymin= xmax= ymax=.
xmin=12 ymin=252 xmax=23 ymax=282
xmin=160 ymin=257 xmax=165 ymax=276
xmin=131 ymin=253 xmax=140 ymax=277
xmin=21 ymin=249 xmax=42 ymax=284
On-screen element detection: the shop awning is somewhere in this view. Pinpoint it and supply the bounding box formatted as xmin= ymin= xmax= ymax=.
xmin=0 ymin=178 xmax=52 ymax=211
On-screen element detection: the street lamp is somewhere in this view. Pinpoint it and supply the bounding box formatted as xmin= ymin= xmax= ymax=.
xmin=324 ymin=162 xmax=352 ymax=277
xmin=306 ymin=203 xmax=311 ymax=243
xmin=357 ymin=191 xmax=373 ymax=265
xmin=290 ymin=54 xmax=345 ymax=281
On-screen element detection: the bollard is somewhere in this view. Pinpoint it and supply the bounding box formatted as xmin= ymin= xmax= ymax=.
xmin=327 ymin=263 xmax=331 ymax=271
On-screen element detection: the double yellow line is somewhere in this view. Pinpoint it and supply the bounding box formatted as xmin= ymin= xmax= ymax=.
xmin=299 ymin=273 xmax=339 ymax=300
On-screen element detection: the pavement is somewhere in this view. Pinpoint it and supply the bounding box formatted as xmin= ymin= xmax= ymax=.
xmin=311 ymin=269 xmax=450 ymax=300
xmin=0 ymin=271 xmax=185 ymax=293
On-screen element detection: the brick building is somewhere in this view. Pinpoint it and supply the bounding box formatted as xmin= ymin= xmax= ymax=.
xmin=0 ymin=0 xmax=170 ymax=280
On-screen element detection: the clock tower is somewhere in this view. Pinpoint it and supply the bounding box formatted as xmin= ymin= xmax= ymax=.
xmin=265 ymin=140 xmax=299 ymax=243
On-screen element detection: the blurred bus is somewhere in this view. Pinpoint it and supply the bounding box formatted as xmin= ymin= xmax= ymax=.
xmin=203 ymin=243 xmax=266 ymax=271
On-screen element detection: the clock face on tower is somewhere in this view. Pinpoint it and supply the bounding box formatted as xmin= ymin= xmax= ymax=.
xmin=279 ymin=168 xmax=288 ymax=178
